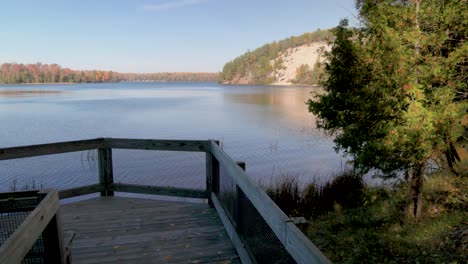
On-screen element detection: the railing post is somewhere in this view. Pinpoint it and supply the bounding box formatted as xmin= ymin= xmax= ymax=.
xmin=42 ymin=215 xmax=64 ymax=263
xmin=98 ymin=148 xmax=114 ymax=196
xmin=38 ymin=190 xmax=64 ymax=264
xmin=206 ymin=140 xmax=220 ymax=206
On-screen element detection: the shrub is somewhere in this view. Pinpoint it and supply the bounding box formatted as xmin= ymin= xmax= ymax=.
xmin=264 ymin=175 xmax=303 ymax=216
xmin=264 ymin=169 xmax=365 ymax=217
xmin=320 ymin=169 xmax=364 ymax=211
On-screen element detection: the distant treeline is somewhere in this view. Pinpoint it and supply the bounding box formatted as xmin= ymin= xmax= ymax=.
xmin=0 ymin=63 xmax=218 ymax=84
xmin=119 ymin=72 xmax=219 ymax=82
xmin=219 ymin=29 xmax=333 ymax=84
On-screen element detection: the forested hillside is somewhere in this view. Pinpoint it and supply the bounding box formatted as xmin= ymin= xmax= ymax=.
xmin=219 ymin=29 xmax=333 ymax=85
xmin=0 ymin=63 xmax=218 ymax=84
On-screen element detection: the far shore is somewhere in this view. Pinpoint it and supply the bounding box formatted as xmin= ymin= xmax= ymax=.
xmin=0 ymin=80 xmax=220 ymax=86
xmin=0 ymin=82 xmax=80 ymax=86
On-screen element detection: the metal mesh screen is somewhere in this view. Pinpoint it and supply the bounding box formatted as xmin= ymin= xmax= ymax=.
xmin=0 ymin=150 xmax=99 ymax=193
xmin=22 ymin=236 xmax=45 ymax=264
xmin=0 ymin=211 xmax=30 ymax=246
xmin=0 ymin=196 xmax=46 ymax=264
xmin=217 ymin=164 xmax=296 ymax=264
xmin=237 ymin=189 xmax=295 ymax=264
xmin=218 ymin=165 xmax=237 ymax=224
xmin=113 ymin=149 xmax=205 ymax=190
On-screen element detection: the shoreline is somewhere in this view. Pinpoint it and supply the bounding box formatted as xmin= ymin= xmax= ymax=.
xmin=0 ymin=82 xmax=80 ymax=86
xmin=0 ymin=80 xmax=219 ymax=86
xmin=220 ymin=82 xmax=322 ymax=88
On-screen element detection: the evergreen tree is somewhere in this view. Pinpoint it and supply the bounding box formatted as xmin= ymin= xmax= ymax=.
xmin=308 ymin=0 xmax=466 ymax=219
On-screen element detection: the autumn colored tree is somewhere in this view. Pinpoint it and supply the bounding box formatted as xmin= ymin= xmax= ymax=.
xmin=0 ymin=63 xmax=218 ymax=84
xmin=308 ymin=0 xmax=466 ymax=219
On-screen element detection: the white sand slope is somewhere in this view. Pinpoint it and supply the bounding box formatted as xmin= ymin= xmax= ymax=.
xmin=271 ymin=42 xmax=331 ymax=85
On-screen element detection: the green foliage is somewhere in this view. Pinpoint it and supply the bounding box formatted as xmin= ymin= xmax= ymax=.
xmin=307 ymin=173 xmax=467 ymax=263
xmin=253 ymin=56 xmax=275 ymax=84
xmin=291 ymin=61 xmax=326 ymax=85
xmin=291 ymin=64 xmax=313 ymax=84
xmin=265 ymin=168 xmax=467 ymax=262
xmin=308 ymin=0 xmax=467 ymax=189
xmin=219 ymin=29 xmax=333 ymax=84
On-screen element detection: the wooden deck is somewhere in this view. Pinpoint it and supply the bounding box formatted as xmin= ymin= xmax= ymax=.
xmin=1 ymin=138 xmax=330 ymax=263
xmin=60 ymin=197 xmax=241 ymax=264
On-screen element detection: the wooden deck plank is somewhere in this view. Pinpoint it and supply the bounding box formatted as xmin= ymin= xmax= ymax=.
xmin=60 ymin=197 xmax=241 ymax=264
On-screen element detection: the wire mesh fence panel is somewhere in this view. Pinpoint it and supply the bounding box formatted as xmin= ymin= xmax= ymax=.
xmin=0 ymin=198 xmax=46 ymax=264
xmin=112 ymin=150 xmax=206 ymax=190
xmin=217 ymin=162 xmax=296 ymax=264
xmin=237 ymin=189 xmax=296 ymax=264
xmin=0 ymin=211 xmax=31 ymax=246
xmin=0 ymin=151 xmax=99 ymax=193
xmin=21 ymin=235 xmax=45 ymax=264
xmin=218 ymin=164 xmax=238 ymax=225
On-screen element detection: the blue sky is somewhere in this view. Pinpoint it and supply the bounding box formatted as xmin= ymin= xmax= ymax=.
xmin=0 ymin=0 xmax=357 ymax=72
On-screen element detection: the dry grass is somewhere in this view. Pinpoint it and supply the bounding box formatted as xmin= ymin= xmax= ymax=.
xmin=264 ymin=169 xmax=364 ymax=217
xmin=265 ymin=167 xmax=467 ymax=263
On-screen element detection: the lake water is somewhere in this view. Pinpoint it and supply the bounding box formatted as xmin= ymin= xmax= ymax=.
xmin=0 ymin=82 xmax=343 ymax=192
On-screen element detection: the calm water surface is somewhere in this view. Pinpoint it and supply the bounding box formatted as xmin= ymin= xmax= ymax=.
xmin=0 ymin=82 xmax=343 ymax=192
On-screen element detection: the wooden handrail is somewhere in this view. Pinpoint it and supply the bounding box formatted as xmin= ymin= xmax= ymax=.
xmin=0 ymin=138 xmax=211 ymax=161
xmin=0 ymin=138 xmax=105 ymax=160
xmin=107 ymin=138 xmax=211 ymax=152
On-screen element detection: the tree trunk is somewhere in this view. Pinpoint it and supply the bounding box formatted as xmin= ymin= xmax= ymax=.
xmin=445 ymin=140 xmax=460 ymax=176
xmin=404 ymin=0 xmax=424 ymax=221
xmin=406 ymin=163 xmax=424 ymax=220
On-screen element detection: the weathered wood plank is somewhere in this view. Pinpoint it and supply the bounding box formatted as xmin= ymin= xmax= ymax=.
xmin=60 ymin=197 xmax=241 ymax=264
xmin=211 ymin=193 xmax=253 ymax=264
xmin=0 ymin=197 xmax=39 ymax=213
xmin=69 ymin=243 xmax=239 ymax=264
xmin=107 ymin=138 xmax=211 ymax=152
xmin=0 ymin=138 xmax=210 ymax=161
xmin=206 ymin=151 xmax=213 ymax=205
xmin=206 ymin=140 xmax=220 ymax=206
xmin=0 ymin=190 xmax=60 ymax=264
xmin=98 ymin=148 xmax=114 ymax=196
xmin=0 ymin=138 xmax=104 ymax=160
xmin=58 ymin=184 xmax=103 ymax=199
xmin=0 ymin=190 xmax=39 ymax=200
xmin=110 ymin=183 xmax=208 ymax=199
xmin=61 ymin=196 xmax=202 ymax=210
xmin=68 ymin=224 xmax=229 ymax=247
xmin=210 ymin=141 xmax=331 ymax=264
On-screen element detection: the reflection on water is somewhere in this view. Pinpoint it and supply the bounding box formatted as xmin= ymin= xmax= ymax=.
xmin=0 ymin=90 xmax=64 ymax=98
xmin=223 ymin=86 xmax=323 ymax=128
xmin=225 ymin=87 xmax=311 ymax=106
xmin=0 ymin=82 xmax=342 ymax=192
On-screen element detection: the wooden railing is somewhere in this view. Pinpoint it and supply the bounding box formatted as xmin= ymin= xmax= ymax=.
xmin=0 ymin=138 xmax=210 ymax=200
xmin=0 ymin=190 xmax=64 ymax=264
xmin=0 ymin=138 xmax=331 ymax=264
